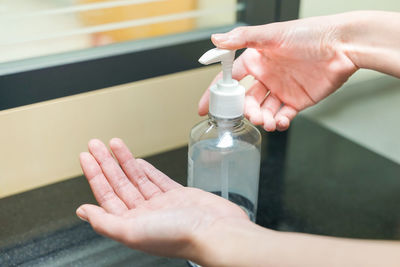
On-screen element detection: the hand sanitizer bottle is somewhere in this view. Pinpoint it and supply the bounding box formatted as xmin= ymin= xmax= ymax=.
xmin=188 ymin=48 xmax=261 ymax=222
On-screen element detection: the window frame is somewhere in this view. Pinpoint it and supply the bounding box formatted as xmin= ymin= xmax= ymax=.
xmin=0 ymin=0 xmax=299 ymax=111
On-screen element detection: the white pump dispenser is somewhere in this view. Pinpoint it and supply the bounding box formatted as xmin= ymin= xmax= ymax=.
xmin=188 ymin=47 xmax=262 ymax=230
xmin=199 ymin=48 xmax=245 ymax=119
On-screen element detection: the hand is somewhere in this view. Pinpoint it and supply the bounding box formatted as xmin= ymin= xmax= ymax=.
xmin=198 ymin=15 xmax=358 ymax=131
xmin=76 ymin=138 xmax=250 ymax=262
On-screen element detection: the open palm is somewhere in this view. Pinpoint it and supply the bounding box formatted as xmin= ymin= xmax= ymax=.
xmin=76 ymin=138 xmax=249 ymax=259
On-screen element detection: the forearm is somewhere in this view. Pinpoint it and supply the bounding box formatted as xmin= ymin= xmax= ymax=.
xmin=192 ymin=220 xmax=400 ymax=267
xmin=271 ymin=231 xmax=400 ymax=267
xmin=337 ymin=11 xmax=400 ymax=78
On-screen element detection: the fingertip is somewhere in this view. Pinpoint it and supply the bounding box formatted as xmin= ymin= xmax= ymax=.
xmin=79 ymin=204 xmax=116 ymax=235
xmin=88 ymin=138 xmax=103 ymax=149
xmin=198 ymin=99 xmax=209 ymax=116
xmin=79 ymin=204 xmax=107 ymax=218
xmin=245 ymin=96 xmax=263 ymax=125
xmin=276 ymin=117 xmax=290 ymax=131
xmin=249 ymin=112 xmax=263 ymax=125
xmin=211 ymin=33 xmax=227 ymax=42
xmin=263 ymin=121 xmax=276 ymax=132
xmin=261 ymin=108 xmax=277 ymax=132
xmin=212 ymin=27 xmax=247 ymax=49
xmin=136 ymin=158 xmax=146 ymax=165
xmin=262 ymin=112 xmax=276 ymax=132
xmin=109 ymin=137 xmax=123 ymax=149
xmin=198 ymin=110 xmax=207 ymax=116
xmin=79 ymin=152 xmax=95 ymax=167
xmin=249 ymin=117 xmax=263 ymax=125
xmin=76 ymin=205 xmax=88 ymax=222
xmin=79 ymin=152 xmax=90 ymax=159
xmin=198 ymin=104 xmax=208 ymax=116
xmin=211 ymin=33 xmax=229 ymax=47
xmin=212 ymin=26 xmax=264 ymax=49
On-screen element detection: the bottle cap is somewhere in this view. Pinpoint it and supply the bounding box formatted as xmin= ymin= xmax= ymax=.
xmin=199 ymin=48 xmax=245 ymax=119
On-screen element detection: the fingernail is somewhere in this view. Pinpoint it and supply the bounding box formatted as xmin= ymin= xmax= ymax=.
xmin=76 ymin=207 xmax=88 ymax=222
xmin=212 ymin=34 xmax=228 ymax=43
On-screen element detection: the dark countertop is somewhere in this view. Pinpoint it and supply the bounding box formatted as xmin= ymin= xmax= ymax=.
xmin=1 ymin=148 xmax=190 ymax=267
xmin=1 ymin=115 xmax=400 ymax=266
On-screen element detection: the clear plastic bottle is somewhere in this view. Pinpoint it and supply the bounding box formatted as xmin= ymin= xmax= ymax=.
xmin=187 ymin=48 xmax=261 ymax=267
xmin=188 ymin=114 xmax=261 ymax=221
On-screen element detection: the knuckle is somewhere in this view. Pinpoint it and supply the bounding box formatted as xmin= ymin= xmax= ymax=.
xmin=135 ymin=175 xmax=148 ymax=186
xmin=232 ymin=26 xmax=245 ymax=37
xmin=130 ymin=196 xmax=145 ymax=207
xmin=147 ymin=190 xmax=161 ymax=199
xmin=122 ymin=157 xmax=135 ymax=169
xmin=157 ymin=180 xmax=170 ymax=190
xmin=99 ymin=156 xmax=115 ymax=168
xmin=114 ymin=179 xmax=130 ymax=194
xmin=98 ymin=190 xmax=116 ymax=204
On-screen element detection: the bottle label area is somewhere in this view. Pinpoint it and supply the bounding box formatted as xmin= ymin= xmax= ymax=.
xmin=187 ymin=139 xmax=260 ymax=222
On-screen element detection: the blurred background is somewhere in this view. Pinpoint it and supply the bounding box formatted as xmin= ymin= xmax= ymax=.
xmin=0 ymin=0 xmax=242 ymax=197
xmin=1 ymin=0 xmax=400 ymax=266
xmin=0 ymin=0 xmax=239 ymax=63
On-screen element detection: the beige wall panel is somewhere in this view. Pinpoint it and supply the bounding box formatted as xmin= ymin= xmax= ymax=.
xmin=0 ymin=66 xmax=219 ymax=198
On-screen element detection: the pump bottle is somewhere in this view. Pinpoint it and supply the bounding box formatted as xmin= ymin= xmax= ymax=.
xmin=188 ymin=48 xmax=261 ymax=221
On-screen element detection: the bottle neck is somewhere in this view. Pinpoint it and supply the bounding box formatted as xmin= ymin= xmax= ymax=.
xmin=208 ymin=114 xmax=244 ymax=128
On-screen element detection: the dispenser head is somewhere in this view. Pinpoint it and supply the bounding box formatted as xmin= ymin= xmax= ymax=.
xmin=199 ymin=48 xmax=235 ymax=84
xmin=199 ymin=48 xmax=245 ymax=119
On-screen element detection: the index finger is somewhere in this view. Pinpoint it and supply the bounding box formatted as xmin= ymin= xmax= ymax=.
xmin=79 ymin=152 xmax=128 ymax=215
xmin=211 ymin=25 xmax=276 ymax=50
xmin=109 ymin=138 xmax=162 ymax=200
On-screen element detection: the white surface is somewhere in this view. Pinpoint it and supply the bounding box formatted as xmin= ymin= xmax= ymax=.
xmin=303 ymin=76 xmax=400 ymax=164
xmin=300 ymin=0 xmax=400 ymax=18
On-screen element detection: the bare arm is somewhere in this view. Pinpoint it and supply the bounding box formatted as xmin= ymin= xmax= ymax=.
xmin=77 ymin=138 xmax=400 ymax=267
xmin=341 ymin=11 xmax=400 ymax=78
xmin=198 ymin=11 xmax=400 ymax=131
xmin=195 ymin=220 xmax=400 ymax=267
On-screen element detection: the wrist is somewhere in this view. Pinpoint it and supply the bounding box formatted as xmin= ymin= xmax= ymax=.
xmin=190 ymin=218 xmax=278 ymax=267
xmin=335 ymin=11 xmax=400 ymax=77
xmin=334 ymin=11 xmax=374 ymax=68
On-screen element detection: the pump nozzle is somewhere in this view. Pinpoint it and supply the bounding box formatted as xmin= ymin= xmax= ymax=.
xmin=199 ymin=48 xmax=235 ymax=84
xmin=198 ymin=48 xmax=245 ymax=119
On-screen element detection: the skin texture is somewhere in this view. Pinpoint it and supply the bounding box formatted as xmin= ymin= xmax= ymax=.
xmin=198 ymin=11 xmax=400 ymax=131
xmin=76 ymin=138 xmax=251 ymax=263
xmin=77 ymin=138 xmax=400 ymax=267
xmin=77 ymin=11 xmax=400 ymax=267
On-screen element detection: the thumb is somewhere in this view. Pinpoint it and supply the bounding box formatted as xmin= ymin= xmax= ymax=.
xmin=76 ymin=204 xmax=127 ymax=240
xmin=211 ymin=25 xmax=276 ymax=50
